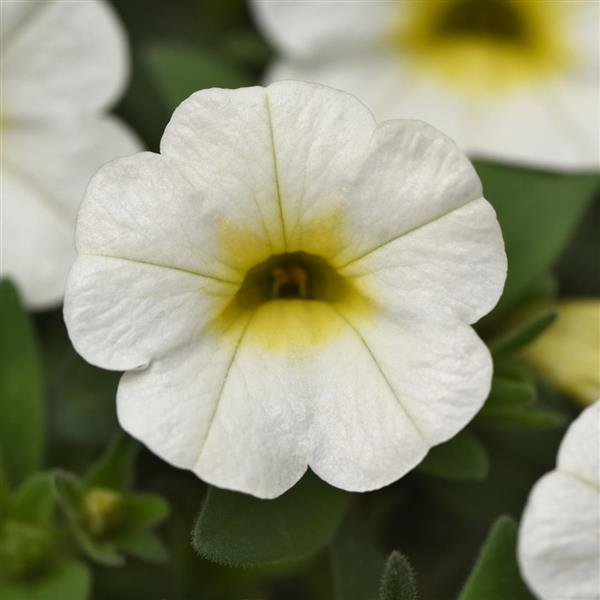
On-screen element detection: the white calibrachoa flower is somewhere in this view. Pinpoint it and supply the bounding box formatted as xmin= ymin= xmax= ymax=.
xmin=1 ymin=0 xmax=140 ymax=309
xmin=252 ymin=0 xmax=600 ymax=171
xmin=518 ymin=401 xmax=600 ymax=600
xmin=64 ymin=81 xmax=506 ymax=499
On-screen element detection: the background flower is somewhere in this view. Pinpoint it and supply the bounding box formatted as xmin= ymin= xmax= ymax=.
xmin=252 ymin=0 xmax=600 ymax=171
xmin=518 ymin=401 xmax=600 ymax=600
xmin=0 ymin=0 xmax=141 ymax=309
xmin=522 ymin=299 xmax=600 ymax=406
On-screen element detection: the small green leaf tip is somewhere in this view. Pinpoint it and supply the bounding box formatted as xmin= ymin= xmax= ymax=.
xmin=379 ymin=551 xmax=418 ymax=600
xmin=459 ymin=515 xmax=534 ymax=600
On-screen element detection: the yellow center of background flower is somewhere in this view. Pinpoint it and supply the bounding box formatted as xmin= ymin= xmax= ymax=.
xmin=391 ymin=0 xmax=572 ymax=97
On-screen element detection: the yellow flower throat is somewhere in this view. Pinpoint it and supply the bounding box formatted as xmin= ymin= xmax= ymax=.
xmin=392 ymin=0 xmax=572 ymax=96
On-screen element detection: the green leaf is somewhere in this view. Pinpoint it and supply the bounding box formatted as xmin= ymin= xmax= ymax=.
xmin=120 ymin=493 xmax=170 ymax=531
xmin=480 ymin=362 xmax=536 ymax=417
xmin=144 ymin=42 xmax=252 ymax=112
xmin=378 ymin=551 xmax=418 ymax=600
xmin=115 ymin=529 xmax=169 ymax=563
xmin=416 ymin=431 xmax=489 ymax=482
xmin=474 ymin=163 xmax=598 ymax=325
xmin=330 ymin=519 xmax=384 ymax=600
xmin=35 ymin=310 xmax=119 ymax=462
xmin=52 ymin=471 xmax=124 ymax=567
xmin=193 ymin=471 xmax=348 ymax=566
xmin=478 ymin=408 xmax=566 ymax=429
xmin=459 ymin=516 xmax=534 ymax=600
xmin=10 ymin=473 xmax=55 ymax=526
xmin=0 ymin=560 xmax=91 ymax=600
xmin=0 ymin=520 xmax=52 ymax=580
xmin=489 ymin=308 xmax=558 ymax=358
xmin=0 ymin=280 xmax=44 ymax=486
xmin=85 ymin=432 xmax=139 ymax=491
xmin=477 ymin=359 xmax=564 ymax=428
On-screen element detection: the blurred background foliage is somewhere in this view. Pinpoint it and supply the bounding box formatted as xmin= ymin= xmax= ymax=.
xmin=1 ymin=1 xmax=598 ymax=599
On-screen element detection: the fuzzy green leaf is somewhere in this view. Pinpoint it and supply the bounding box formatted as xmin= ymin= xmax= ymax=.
xmin=378 ymin=551 xmax=418 ymax=600
xmin=416 ymin=431 xmax=489 ymax=482
xmin=0 ymin=281 xmax=44 ymax=486
xmin=193 ymin=471 xmax=347 ymax=566
xmin=459 ymin=516 xmax=534 ymax=600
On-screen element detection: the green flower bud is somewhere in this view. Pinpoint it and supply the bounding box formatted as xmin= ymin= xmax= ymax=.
xmin=81 ymin=488 xmax=126 ymax=538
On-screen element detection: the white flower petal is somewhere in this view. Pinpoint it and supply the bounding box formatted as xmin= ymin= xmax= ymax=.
xmin=557 ymin=401 xmax=599 ymax=487
xmin=1 ymin=117 xmax=140 ymax=308
xmin=64 ymin=256 xmax=235 ymax=372
xmin=161 ymin=82 xmax=376 ymax=255
xmin=308 ymin=308 xmax=491 ymax=491
xmin=3 ymin=117 xmax=140 ymax=218
xmin=74 ymin=152 xmax=243 ymax=281
xmin=331 ymin=119 xmax=504 ymax=323
xmin=117 ymin=298 xmax=490 ymax=498
xmin=1 ymin=166 xmax=74 ymax=309
xmin=518 ymin=402 xmax=600 ymax=600
xmin=262 ymin=80 xmax=376 ymax=252
xmin=118 ymin=309 xmax=310 ymax=499
xmin=1 ymin=0 xmax=129 ymax=120
xmin=250 ymin=0 xmax=392 ymax=58
xmin=336 ymin=120 xmax=483 ymax=265
xmin=341 ymin=198 xmax=506 ymax=325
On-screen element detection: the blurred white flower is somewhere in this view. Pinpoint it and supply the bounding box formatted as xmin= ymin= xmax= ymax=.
xmin=522 ymin=299 xmax=600 ymax=406
xmin=0 ymin=0 xmax=141 ymax=309
xmin=64 ymin=81 xmax=506 ymax=499
xmin=518 ymin=401 xmax=600 ymax=600
xmin=252 ymin=0 xmax=599 ymax=171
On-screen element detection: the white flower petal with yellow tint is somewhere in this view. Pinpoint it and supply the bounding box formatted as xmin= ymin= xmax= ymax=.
xmin=161 ymin=82 xmax=376 ymax=256
xmin=518 ymin=402 xmax=600 ymax=600
xmin=0 ymin=0 xmax=140 ymax=308
xmin=1 ymin=0 xmax=128 ymax=119
xmin=65 ymin=82 xmax=506 ymax=498
xmin=1 ymin=118 xmax=139 ymax=309
xmin=254 ymin=0 xmax=600 ymax=170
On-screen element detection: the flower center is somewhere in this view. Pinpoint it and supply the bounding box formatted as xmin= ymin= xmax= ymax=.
xmin=433 ymin=0 xmax=526 ymax=44
xmin=234 ymin=252 xmax=350 ymax=310
xmin=391 ymin=0 xmax=572 ymax=96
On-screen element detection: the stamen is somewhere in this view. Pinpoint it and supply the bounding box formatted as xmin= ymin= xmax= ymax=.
xmin=272 ymin=264 xmax=308 ymax=299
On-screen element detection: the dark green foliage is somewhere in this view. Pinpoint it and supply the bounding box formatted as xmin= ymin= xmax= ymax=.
xmin=193 ymin=471 xmax=347 ymax=566
xmin=0 ymin=281 xmax=44 ymax=487
xmin=330 ymin=519 xmax=384 ymax=600
xmin=459 ymin=516 xmax=534 ymax=600
xmin=416 ymin=431 xmax=489 ymax=481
